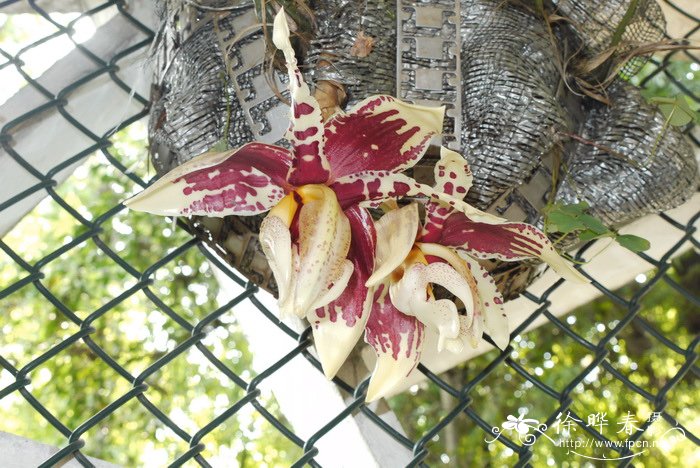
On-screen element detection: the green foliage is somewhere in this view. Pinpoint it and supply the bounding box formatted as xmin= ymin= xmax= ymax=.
xmin=650 ymin=96 xmax=698 ymax=127
xmin=543 ymin=202 xmax=650 ymax=253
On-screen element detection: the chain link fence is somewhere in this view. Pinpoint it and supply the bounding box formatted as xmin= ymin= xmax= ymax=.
xmin=0 ymin=0 xmax=697 ymax=466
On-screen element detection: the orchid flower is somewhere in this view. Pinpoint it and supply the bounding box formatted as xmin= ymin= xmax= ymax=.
xmin=362 ymin=147 xmax=588 ymax=401
xmin=125 ymin=9 xmax=444 ymax=379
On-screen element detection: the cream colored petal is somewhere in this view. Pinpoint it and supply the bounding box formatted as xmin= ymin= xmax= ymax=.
xmin=309 ymin=260 xmax=354 ymax=311
xmin=364 ymin=287 xmax=424 ymax=402
xmin=293 ymin=185 xmax=352 ymax=317
xmin=309 ymin=283 xmax=373 ymax=379
xmin=416 ymin=242 xmax=475 ymax=329
xmin=366 ymin=349 xmax=420 ymax=403
xmin=260 ymin=215 xmax=294 ymax=313
xmin=390 ymin=262 xmax=464 ymax=352
xmin=365 ymin=203 xmax=419 ymax=287
xmin=458 ymin=252 xmax=510 ymax=350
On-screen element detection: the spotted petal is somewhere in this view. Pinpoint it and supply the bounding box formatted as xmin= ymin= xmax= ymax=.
xmin=434 ymin=146 xmax=473 ymax=199
xmin=331 ymin=171 xmax=434 ymax=210
xmin=309 ymin=206 xmax=376 ymax=379
xmin=293 ymin=185 xmax=353 ymax=317
xmin=324 ymin=95 xmax=445 ymax=180
xmin=422 ymin=147 xmax=474 ymax=242
xmin=125 ymin=142 xmax=292 ymax=216
xmin=417 ymin=243 xmax=490 ymax=353
xmin=272 ymin=9 xmax=330 ymax=186
xmin=439 ymin=212 xmax=588 ymax=283
xmin=457 ymin=253 xmax=510 ymax=350
xmin=416 ymin=242 xmax=476 ymax=328
xmin=365 ymin=284 xmax=424 ymax=402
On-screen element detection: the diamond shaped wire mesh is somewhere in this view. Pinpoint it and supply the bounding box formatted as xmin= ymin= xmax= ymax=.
xmin=0 ymin=1 xmax=698 ymax=466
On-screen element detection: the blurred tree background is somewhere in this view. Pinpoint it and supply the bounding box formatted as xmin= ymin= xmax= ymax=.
xmin=0 ymin=121 xmax=301 ymax=466
xmin=1 ymin=6 xmax=698 ymax=468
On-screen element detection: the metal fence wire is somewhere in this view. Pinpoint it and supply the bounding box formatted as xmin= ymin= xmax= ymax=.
xmin=0 ymin=0 xmax=698 ymax=467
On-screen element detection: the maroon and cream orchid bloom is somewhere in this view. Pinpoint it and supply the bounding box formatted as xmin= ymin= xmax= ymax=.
xmin=125 ymin=9 xmax=444 ymax=380
xmin=362 ymin=147 xmax=588 ymax=401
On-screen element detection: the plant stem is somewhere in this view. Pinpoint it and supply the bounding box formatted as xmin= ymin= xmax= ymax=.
xmin=610 ymin=0 xmax=640 ymax=49
xmin=558 ymin=131 xmax=631 ymax=163
xmin=645 ymin=108 xmax=672 ymax=168
xmin=535 ymin=0 xmax=545 ymax=15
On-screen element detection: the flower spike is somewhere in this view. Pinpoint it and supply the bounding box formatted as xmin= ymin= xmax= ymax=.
xmin=129 ymin=9 xmax=472 ymax=386
xmin=273 ymin=8 xmax=330 ymax=186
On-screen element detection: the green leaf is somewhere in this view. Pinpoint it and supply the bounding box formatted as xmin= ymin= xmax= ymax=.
xmin=578 ymin=230 xmax=601 ymax=242
xmin=651 ymin=96 xmax=697 ymax=127
xmin=547 ymin=211 xmax=586 ymax=233
xmin=559 ymin=201 xmax=590 ymax=216
xmin=616 ymin=234 xmax=650 ymax=252
xmin=579 ymin=214 xmax=610 ymax=235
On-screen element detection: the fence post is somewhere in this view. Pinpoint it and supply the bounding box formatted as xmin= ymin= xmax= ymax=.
xmin=0 ymin=0 xmax=155 ymax=236
xmin=0 ymin=431 xmax=120 ymax=468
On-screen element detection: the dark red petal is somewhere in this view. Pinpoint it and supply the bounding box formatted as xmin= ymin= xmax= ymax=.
xmin=365 ymin=284 xmax=425 ymax=363
xmin=439 ymin=211 xmax=588 ymax=283
xmin=183 ymin=142 xmax=292 ymax=189
xmin=330 ymin=171 xmax=433 ymax=210
xmin=324 ymin=95 xmax=444 ymax=180
xmin=125 ymin=142 xmax=292 ymax=216
xmin=439 ymin=212 xmax=550 ymax=261
xmin=420 ymin=199 xmax=454 ymax=243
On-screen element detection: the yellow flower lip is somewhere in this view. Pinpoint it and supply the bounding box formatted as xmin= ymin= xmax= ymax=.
xmin=263 ymin=182 xmax=352 ymax=321
xmin=269 ymin=192 xmax=299 ymax=227
xmin=295 ymin=184 xmax=332 ymax=203
xmin=390 ymin=246 xmax=428 ymax=283
xmin=268 ymin=184 xmax=335 ymax=228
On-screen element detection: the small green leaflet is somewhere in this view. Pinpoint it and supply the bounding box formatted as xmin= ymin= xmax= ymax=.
xmin=209 ymin=138 xmax=230 ymax=152
xmin=649 ymin=96 xmax=698 ymax=127
xmin=544 ymin=201 xmax=588 ymax=232
xmin=544 ymin=202 xmax=650 ymax=253
xmin=579 ymin=214 xmax=609 ymax=235
xmin=546 ymin=211 xmax=586 ymax=232
xmin=615 ymin=234 xmax=651 ymax=253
